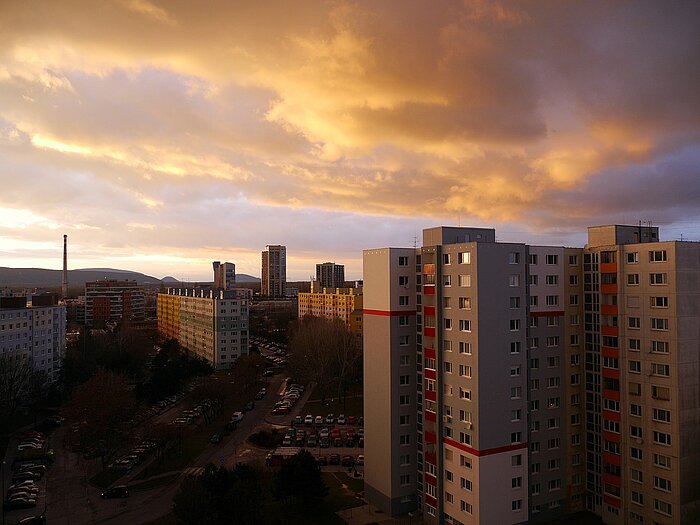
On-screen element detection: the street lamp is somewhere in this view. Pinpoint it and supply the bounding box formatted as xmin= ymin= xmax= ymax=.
xmin=2 ymin=459 xmax=6 ymax=525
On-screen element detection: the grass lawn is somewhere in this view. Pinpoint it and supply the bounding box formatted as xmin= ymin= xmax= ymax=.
xmin=301 ymin=394 xmax=363 ymax=420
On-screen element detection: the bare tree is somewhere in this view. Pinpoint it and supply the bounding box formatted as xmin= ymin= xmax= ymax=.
xmin=0 ymin=354 xmax=43 ymax=418
xmin=289 ymin=316 xmax=361 ymax=408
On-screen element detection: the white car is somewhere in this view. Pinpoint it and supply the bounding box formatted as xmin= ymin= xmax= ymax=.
xmin=231 ymin=411 xmax=244 ymax=423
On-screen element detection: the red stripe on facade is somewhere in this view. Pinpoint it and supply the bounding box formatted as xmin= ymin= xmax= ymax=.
xmin=443 ymin=437 xmax=528 ymax=457
xmin=424 ymin=327 xmax=436 ymax=337
xmin=425 ymin=473 xmax=437 ymax=486
xmin=425 ymin=495 xmax=438 ymax=508
xmin=604 ymin=495 xmax=621 ymax=508
xmin=363 ymin=309 xmax=416 ymax=316
xmin=424 ymin=347 xmax=436 ymax=359
xmin=425 ymin=389 xmax=437 ymax=402
xmin=530 ymin=310 xmax=565 ymax=317
xmin=424 ymin=368 xmax=437 ymax=380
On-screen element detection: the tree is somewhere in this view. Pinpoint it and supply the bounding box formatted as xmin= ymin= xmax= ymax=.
xmin=65 ymin=369 xmax=137 ymax=450
xmin=289 ymin=316 xmax=361 ymax=408
xmin=230 ymin=354 xmax=266 ymax=394
xmin=273 ymin=450 xmax=328 ymax=506
xmin=0 ymin=354 xmax=45 ymax=418
xmin=173 ymin=463 xmax=262 ymax=525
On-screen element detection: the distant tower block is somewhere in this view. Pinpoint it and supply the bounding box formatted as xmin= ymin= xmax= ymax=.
xmin=62 ymin=234 xmax=68 ymax=299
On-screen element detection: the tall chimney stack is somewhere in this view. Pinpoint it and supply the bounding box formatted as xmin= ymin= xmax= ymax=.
xmin=62 ymin=234 xmax=68 ymax=299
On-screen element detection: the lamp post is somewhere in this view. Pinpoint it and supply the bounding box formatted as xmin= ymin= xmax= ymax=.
xmin=2 ymin=459 xmax=6 ymax=525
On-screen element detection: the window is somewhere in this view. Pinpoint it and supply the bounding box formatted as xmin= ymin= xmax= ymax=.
xmin=399 ymin=335 xmax=410 ymax=346
xmin=649 ymin=250 xmax=667 ymax=262
xmin=510 ymin=365 xmax=521 ymax=377
xmin=459 ymin=297 xmax=471 ymax=309
xmin=569 ymin=274 xmax=578 ymax=285
xmin=651 ymin=318 xmax=669 ymax=330
xmin=654 ymin=476 xmax=672 ymax=493
xmin=653 ymin=408 xmax=671 ymax=423
xmin=544 ymin=275 xmax=558 ymax=286
xmin=399 ymin=275 xmax=410 ymax=286
xmin=399 ymin=434 xmax=411 ymax=445
xmin=443 ymin=275 xmax=452 ymax=286
xmin=509 ymin=252 xmax=520 ymax=264
xmin=443 ymin=297 xmax=451 ymax=309
xmin=398 ymin=256 xmax=409 ymax=266
xmin=399 ymin=355 xmax=410 ymax=366
xmin=654 ymin=453 xmax=671 ymax=470
xmin=653 ymin=431 xmax=671 ymax=446
xmin=510 ymin=387 xmax=521 ymax=399
xmin=530 ymin=358 xmax=539 ymax=369
xmin=631 ymin=469 xmax=643 ymax=484
xmin=512 ymin=499 xmax=523 ymax=512
xmin=630 ymin=425 xmax=642 ymax=439
xmin=530 ymin=295 xmax=538 ymax=306
xmin=570 ymin=314 xmax=579 ymax=325
xmin=459 ymin=275 xmax=471 ymax=287
xmin=459 ymin=319 xmax=471 ymax=332
xmin=399 ymin=315 xmax=409 ymax=326
xmin=604 ymin=399 xmax=620 ymax=412
xmin=528 ymin=274 xmax=538 ymax=286
xmin=510 ymin=320 xmax=520 ymax=331
xmin=399 ymin=375 xmax=410 ymax=385
xmin=546 ymin=336 xmax=559 ymax=347
xmin=458 ymin=252 xmax=471 ymax=264
xmin=569 ymin=294 xmax=579 ymax=306
xmin=444 ymin=318 xmax=452 ymax=330
xmin=629 ymin=360 xmax=641 ymax=373
xmin=546 ymin=254 xmax=558 ymax=265
xmin=531 ymin=463 xmax=540 ymax=474
xmin=654 ymin=499 xmax=672 ymax=516
xmin=548 ymin=479 xmax=561 ymax=491
xmin=627 ymin=274 xmax=640 ymax=285
xmin=631 ymin=491 xmax=644 ymax=505
xmin=509 ymin=342 xmax=520 ymax=355
xmin=547 ymin=459 xmax=560 ymax=470
xmin=460 ymin=477 xmax=473 ymax=491
xmin=569 ymin=254 xmax=578 ymax=265
xmin=399 ymin=295 xmax=410 ymax=306
xmin=459 ymin=341 xmax=471 ymax=354
xmin=443 ymin=253 xmax=452 ymax=265
xmin=399 ymin=474 xmax=411 ymax=486
xmin=630 ymin=404 xmax=642 ymax=417
xmin=399 ymin=394 xmax=410 ymax=406
xmin=529 ymin=254 xmax=538 ymax=265
xmin=652 ymin=340 xmax=670 ymax=353
xmin=631 ymin=447 xmax=643 ymax=461
xmin=651 ymin=363 xmax=670 ymax=377
xmin=628 ymin=317 xmax=641 ymax=329
xmin=511 ymin=432 xmax=523 ymax=444
xmin=651 ymin=296 xmax=669 ymax=308
xmin=629 ymin=338 xmax=641 ymax=351
xmin=459 ymin=364 xmax=472 ymax=378
xmin=511 ymin=454 xmax=522 ymax=466
xmin=650 ymin=272 xmax=668 ymax=285
xmin=627 ymin=252 xmax=638 ymax=263
xmin=459 ymin=388 xmax=471 ymax=400
xmin=509 ymin=275 xmax=520 ymax=287
xmin=400 ymin=414 xmax=410 ymax=425
xmin=512 ymin=476 xmax=522 ymax=488
xmin=509 ymin=296 xmax=521 ymax=308
xmin=545 ymin=295 xmax=559 ymax=306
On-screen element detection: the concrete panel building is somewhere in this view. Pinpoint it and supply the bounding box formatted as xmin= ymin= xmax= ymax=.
xmin=297 ymin=287 xmax=363 ymax=347
xmin=213 ymin=261 xmax=236 ymax=290
xmin=84 ymin=279 xmax=145 ymax=325
xmin=316 ymin=262 xmax=345 ymax=289
xmin=157 ymin=288 xmax=249 ymax=370
xmin=262 ymin=245 xmax=286 ymax=298
xmin=0 ymin=294 xmax=66 ymax=384
xmin=363 ymin=225 xmax=700 ymax=525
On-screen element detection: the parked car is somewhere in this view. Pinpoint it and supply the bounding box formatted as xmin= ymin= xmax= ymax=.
xmin=244 ymin=401 xmax=255 ymax=411
xmin=316 ymin=455 xmax=328 ymax=466
xmin=210 ymin=434 xmax=222 ymax=444
xmin=356 ymin=455 xmax=364 ymax=466
xmin=16 ymin=515 xmax=47 ymax=525
xmin=325 ymin=414 xmax=335 ymax=424
xmin=329 ymin=454 xmax=341 ymax=465
xmin=314 ymin=415 xmax=324 ymax=425
xmin=263 ymin=369 xmax=274 ymax=377
xmin=101 ymin=485 xmax=129 ymax=499
xmin=231 ymin=411 xmax=244 ymax=423
xmin=347 ymin=415 xmax=357 ymax=425
xmin=293 ymin=416 xmax=303 ymax=426
xmin=3 ymin=498 xmax=36 ymax=510
xmin=341 ymin=455 xmax=355 ymax=467
xmin=337 ymin=414 xmax=347 ymax=425
xmin=307 ymin=435 xmax=318 ymax=447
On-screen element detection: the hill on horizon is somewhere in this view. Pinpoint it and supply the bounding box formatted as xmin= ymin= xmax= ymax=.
xmin=0 ymin=267 xmax=260 ymax=288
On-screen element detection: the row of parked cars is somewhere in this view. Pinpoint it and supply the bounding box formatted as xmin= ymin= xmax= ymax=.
xmin=294 ymin=414 xmax=363 ymax=427
xmin=316 ymin=453 xmax=364 ymax=468
xmin=5 ymin=434 xmax=50 ymax=512
xmin=107 ymin=440 xmax=158 ymax=471
xmin=271 ymin=381 xmax=305 ymax=416
xmin=281 ymin=426 xmax=365 ymax=449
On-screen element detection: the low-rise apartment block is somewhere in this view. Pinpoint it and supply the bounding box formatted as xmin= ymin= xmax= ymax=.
xmin=298 ymin=286 xmax=363 ymax=346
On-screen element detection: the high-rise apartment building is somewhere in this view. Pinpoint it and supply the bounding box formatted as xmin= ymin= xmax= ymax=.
xmin=297 ymin=286 xmax=363 ymax=347
xmin=157 ymin=287 xmax=249 ymax=370
xmin=213 ymin=261 xmax=236 ymax=290
xmin=84 ymin=279 xmax=145 ymax=325
xmin=315 ymin=262 xmax=345 ymax=289
xmin=363 ymin=225 xmax=700 ymax=525
xmin=261 ymin=245 xmax=286 ymax=298
xmin=0 ymin=294 xmax=66 ymax=384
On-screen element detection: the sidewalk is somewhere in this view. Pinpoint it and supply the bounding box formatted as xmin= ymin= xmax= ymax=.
xmin=338 ymin=504 xmax=422 ymax=525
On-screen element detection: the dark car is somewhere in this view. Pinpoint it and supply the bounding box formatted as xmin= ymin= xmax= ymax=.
xmin=244 ymin=401 xmax=255 ymax=411
xmin=254 ymin=391 xmax=264 ymax=400
xmin=329 ymin=454 xmax=341 ymax=465
xmin=316 ymin=455 xmax=328 ymax=466
xmin=3 ymin=498 xmax=36 ymax=510
xmin=16 ymin=515 xmax=47 ymax=525
xmin=210 ymin=434 xmax=222 ymax=444
xmin=341 ymin=455 xmax=355 ymax=467
xmin=263 ymin=369 xmax=274 ymax=377
xmin=101 ymin=485 xmax=129 ymax=499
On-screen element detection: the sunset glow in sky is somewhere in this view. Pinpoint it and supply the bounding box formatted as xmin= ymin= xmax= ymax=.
xmin=1 ymin=1 xmax=699 ymax=280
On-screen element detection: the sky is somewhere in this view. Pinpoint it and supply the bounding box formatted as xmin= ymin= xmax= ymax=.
xmin=1 ymin=1 xmax=699 ymax=281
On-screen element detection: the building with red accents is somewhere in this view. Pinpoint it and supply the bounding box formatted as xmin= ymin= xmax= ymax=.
xmin=363 ymin=225 xmax=700 ymax=525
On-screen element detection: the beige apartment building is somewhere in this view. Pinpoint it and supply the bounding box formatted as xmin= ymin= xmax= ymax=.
xmin=157 ymin=288 xmax=249 ymax=370
xmin=297 ymin=286 xmax=363 ymax=346
xmin=363 ymin=225 xmax=700 ymax=525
